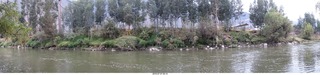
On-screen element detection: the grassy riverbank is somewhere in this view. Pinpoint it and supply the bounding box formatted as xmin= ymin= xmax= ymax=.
xmin=0 ymin=28 xmax=311 ymax=51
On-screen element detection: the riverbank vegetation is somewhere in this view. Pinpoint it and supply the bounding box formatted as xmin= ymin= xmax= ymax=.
xmin=1 ymin=0 xmax=320 ymax=51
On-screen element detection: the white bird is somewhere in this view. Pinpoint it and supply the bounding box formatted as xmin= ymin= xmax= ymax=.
xmin=17 ymin=45 xmax=20 ymax=49
xmin=221 ymin=45 xmax=225 ymax=48
xmin=263 ymin=43 xmax=268 ymax=46
xmin=209 ymin=47 xmax=214 ymax=50
xmin=111 ymin=48 xmax=116 ymax=52
xmin=238 ymin=45 xmax=242 ymax=48
xmin=186 ymin=48 xmax=190 ymax=51
xmin=149 ymin=47 xmax=160 ymax=51
xmin=205 ymin=46 xmax=210 ymax=50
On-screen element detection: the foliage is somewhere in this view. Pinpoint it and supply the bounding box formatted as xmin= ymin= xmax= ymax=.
xmin=0 ymin=2 xmax=31 ymax=45
xmin=102 ymin=40 xmax=116 ymax=47
xmin=303 ymin=13 xmax=316 ymax=27
xmin=112 ymin=36 xmax=143 ymax=50
xmin=223 ymin=39 xmax=232 ymax=46
xmin=250 ymin=36 xmax=266 ymax=44
xmin=57 ymin=41 xmax=74 ymax=48
xmin=317 ymin=20 xmax=320 ymax=32
xmin=0 ymin=41 xmax=13 ymax=47
xmin=197 ymin=19 xmax=219 ymax=44
xmin=1 ymin=0 xmax=306 ymax=49
xmin=230 ymin=31 xmax=251 ymax=43
xmin=101 ymin=20 xmax=120 ymax=39
xmin=39 ymin=0 xmax=57 ymax=40
xmin=136 ymin=27 xmax=158 ymax=47
xmin=218 ymin=0 xmax=243 ymax=31
xmin=108 ymin=0 xmax=145 ymax=30
xmin=26 ymin=40 xmax=41 ymax=47
xmin=261 ymin=9 xmax=292 ymax=43
xmin=68 ymin=0 xmax=94 ymax=35
xmin=95 ymin=0 xmax=107 ymax=25
xmin=161 ymin=38 xmax=185 ymax=49
xmin=295 ymin=13 xmax=317 ymax=32
xmin=89 ymin=38 xmax=104 ymax=47
xmin=249 ymin=0 xmax=276 ymax=28
xmin=302 ymin=23 xmax=314 ymax=40
xmin=294 ymin=17 xmax=304 ymax=31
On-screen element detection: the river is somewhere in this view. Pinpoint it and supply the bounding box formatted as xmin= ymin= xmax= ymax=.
xmin=1 ymin=41 xmax=320 ymax=73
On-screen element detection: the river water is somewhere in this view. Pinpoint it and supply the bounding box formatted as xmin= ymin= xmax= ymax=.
xmin=1 ymin=41 xmax=320 ymax=73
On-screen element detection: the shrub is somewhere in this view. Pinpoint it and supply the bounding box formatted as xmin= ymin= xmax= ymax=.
xmin=112 ymin=36 xmax=144 ymax=50
xmin=161 ymin=39 xmax=173 ymax=49
xmin=171 ymin=39 xmax=185 ymax=48
xmin=196 ymin=37 xmax=211 ymax=45
xmin=160 ymin=38 xmax=185 ymax=49
xmin=102 ymin=40 xmax=116 ymax=47
xmin=223 ymin=39 xmax=232 ymax=46
xmin=26 ymin=40 xmax=41 ymax=47
xmin=231 ymin=39 xmax=238 ymax=44
xmin=137 ymin=39 xmax=148 ymax=47
xmin=101 ymin=20 xmax=120 ymax=39
xmin=137 ymin=27 xmax=156 ymax=40
xmin=88 ymin=38 xmax=104 ymax=46
xmin=89 ymin=40 xmax=103 ymax=47
xmin=44 ymin=41 xmax=54 ymax=48
xmin=301 ymin=22 xmax=314 ymax=40
xmin=57 ymin=41 xmax=73 ymax=48
xmin=261 ymin=9 xmax=292 ymax=43
xmin=0 ymin=42 xmax=13 ymax=47
xmin=230 ymin=31 xmax=251 ymax=42
xmin=251 ymin=36 xmax=266 ymax=44
xmin=138 ymin=30 xmax=150 ymax=40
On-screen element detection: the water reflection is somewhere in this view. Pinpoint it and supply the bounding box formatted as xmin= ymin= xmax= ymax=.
xmin=231 ymin=50 xmax=259 ymax=73
xmin=1 ymin=42 xmax=320 ymax=72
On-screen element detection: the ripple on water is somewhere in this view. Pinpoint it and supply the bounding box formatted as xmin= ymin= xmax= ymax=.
xmin=40 ymin=58 xmax=72 ymax=63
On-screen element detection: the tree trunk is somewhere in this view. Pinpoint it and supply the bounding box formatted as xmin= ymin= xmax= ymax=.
xmin=214 ymin=1 xmax=220 ymax=47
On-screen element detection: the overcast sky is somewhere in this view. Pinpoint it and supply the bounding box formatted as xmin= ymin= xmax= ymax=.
xmin=242 ymin=0 xmax=320 ymax=23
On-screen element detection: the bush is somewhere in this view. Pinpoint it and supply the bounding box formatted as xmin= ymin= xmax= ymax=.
xmin=44 ymin=41 xmax=54 ymax=48
xmin=301 ymin=22 xmax=314 ymax=40
xmin=160 ymin=38 xmax=185 ymax=49
xmin=161 ymin=39 xmax=173 ymax=49
xmin=102 ymin=40 xmax=116 ymax=47
xmin=171 ymin=38 xmax=185 ymax=48
xmin=26 ymin=40 xmax=41 ymax=47
xmin=159 ymin=31 xmax=171 ymax=40
xmin=251 ymin=36 xmax=266 ymax=44
xmin=89 ymin=40 xmax=103 ymax=47
xmin=231 ymin=39 xmax=238 ymax=44
xmin=88 ymin=38 xmax=104 ymax=46
xmin=137 ymin=27 xmax=156 ymax=40
xmin=196 ymin=37 xmax=212 ymax=45
xmin=137 ymin=39 xmax=147 ymax=47
xmin=230 ymin=31 xmax=251 ymax=42
xmin=261 ymin=9 xmax=292 ymax=43
xmin=0 ymin=42 xmax=13 ymax=47
xmin=138 ymin=30 xmax=150 ymax=40
xmin=57 ymin=41 xmax=73 ymax=48
xmin=112 ymin=36 xmax=144 ymax=50
xmin=223 ymin=39 xmax=232 ymax=46
xmin=101 ymin=20 xmax=120 ymax=39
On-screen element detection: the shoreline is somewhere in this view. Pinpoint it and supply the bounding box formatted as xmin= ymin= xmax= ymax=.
xmin=1 ymin=40 xmax=307 ymax=52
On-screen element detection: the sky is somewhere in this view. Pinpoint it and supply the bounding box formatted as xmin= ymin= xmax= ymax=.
xmin=242 ymin=0 xmax=320 ymax=24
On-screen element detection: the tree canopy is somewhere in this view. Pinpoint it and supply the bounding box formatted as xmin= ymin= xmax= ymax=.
xmin=0 ymin=2 xmax=31 ymax=44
